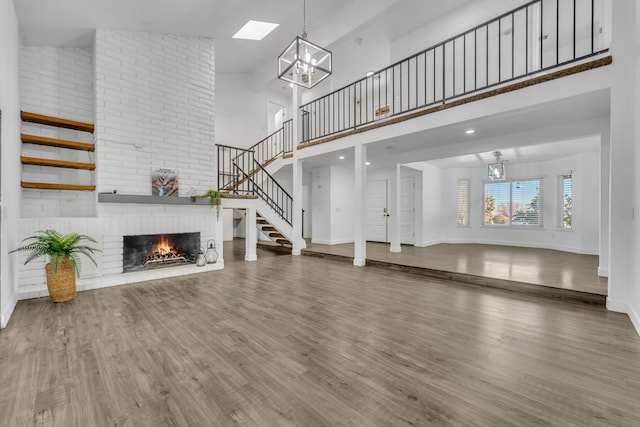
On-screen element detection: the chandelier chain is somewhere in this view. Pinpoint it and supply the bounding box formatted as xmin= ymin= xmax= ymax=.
xmin=302 ymin=0 xmax=308 ymax=39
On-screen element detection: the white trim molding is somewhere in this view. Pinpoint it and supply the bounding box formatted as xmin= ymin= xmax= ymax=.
xmin=607 ymin=298 xmax=640 ymax=337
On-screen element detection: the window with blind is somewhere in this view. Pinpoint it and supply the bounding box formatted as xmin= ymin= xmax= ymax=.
xmin=484 ymin=178 xmax=542 ymax=227
xmin=560 ymin=174 xmax=572 ymax=229
xmin=457 ymin=179 xmax=470 ymax=226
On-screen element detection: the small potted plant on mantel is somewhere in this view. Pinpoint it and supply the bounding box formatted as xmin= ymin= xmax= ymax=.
xmin=11 ymin=230 xmax=100 ymax=302
xmin=191 ymin=189 xmax=222 ymax=219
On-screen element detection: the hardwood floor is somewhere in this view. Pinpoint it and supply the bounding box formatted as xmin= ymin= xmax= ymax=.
xmin=303 ymin=241 xmax=608 ymax=296
xmin=1 ymin=240 xmax=639 ymax=426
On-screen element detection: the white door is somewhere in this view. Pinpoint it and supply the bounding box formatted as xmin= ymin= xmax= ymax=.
xmin=400 ymin=177 xmax=415 ymax=244
xmin=366 ymin=180 xmax=388 ymax=242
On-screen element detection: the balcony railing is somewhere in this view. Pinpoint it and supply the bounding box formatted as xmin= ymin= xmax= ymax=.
xmin=300 ymin=0 xmax=610 ymax=143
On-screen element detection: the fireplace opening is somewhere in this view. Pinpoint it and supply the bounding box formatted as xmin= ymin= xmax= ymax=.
xmin=123 ymin=232 xmax=200 ymax=273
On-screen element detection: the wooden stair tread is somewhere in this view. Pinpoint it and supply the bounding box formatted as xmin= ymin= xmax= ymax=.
xmin=261 ymin=227 xmax=276 ymax=232
xmin=22 ymin=134 xmax=95 ymax=152
xmin=276 ymin=239 xmax=292 ymax=245
xmin=268 ymin=233 xmax=284 ymax=238
xmin=21 ymin=156 xmax=95 ymax=170
xmin=21 ymin=111 xmax=94 ymax=133
xmin=257 ymin=220 xmax=270 ymax=225
xmin=21 ymin=182 xmax=96 ymax=191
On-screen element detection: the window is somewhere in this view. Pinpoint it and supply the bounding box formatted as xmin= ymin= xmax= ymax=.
xmin=484 ymin=178 xmax=542 ymax=226
xmin=560 ymin=174 xmax=572 ymax=229
xmin=457 ymin=179 xmax=470 ymax=226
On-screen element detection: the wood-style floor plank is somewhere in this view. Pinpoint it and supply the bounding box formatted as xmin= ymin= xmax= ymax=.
xmin=0 ymin=240 xmax=639 ymax=426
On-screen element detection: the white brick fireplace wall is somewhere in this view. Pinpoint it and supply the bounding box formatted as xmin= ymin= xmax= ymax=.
xmin=94 ymin=30 xmax=216 ymax=197
xmin=16 ymin=30 xmax=220 ymax=300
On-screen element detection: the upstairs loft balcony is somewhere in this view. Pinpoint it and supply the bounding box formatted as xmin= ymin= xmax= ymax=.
xmin=298 ymin=0 xmax=611 ymax=149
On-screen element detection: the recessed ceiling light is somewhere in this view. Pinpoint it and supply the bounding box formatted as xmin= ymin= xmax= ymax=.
xmin=365 ymin=162 xmax=371 ymax=166
xmin=289 ymin=83 xmax=294 ymax=88
xmin=465 ymin=129 xmax=475 ymax=135
xmin=233 ymin=20 xmax=279 ymax=41
xmin=339 ymin=156 xmax=345 ymax=160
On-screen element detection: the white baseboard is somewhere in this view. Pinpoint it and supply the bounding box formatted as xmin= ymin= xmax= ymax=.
xmin=597 ymin=267 xmax=609 ymax=277
xmin=413 ymin=239 xmax=444 ymax=248
xmin=244 ymin=255 xmax=257 ymax=261
xmin=390 ymin=245 xmax=401 ymax=253
xmin=353 ymin=258 xmax=366 ymax=267
xmin=607 ymin=298 xmax=640 ymax=337
xmin=311 ymin=238 xmax=354 ymax=245
xmin=0 ymin=295 xmax=17 ymax=329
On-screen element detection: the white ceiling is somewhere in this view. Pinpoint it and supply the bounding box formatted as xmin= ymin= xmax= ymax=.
xmin=14 ymin=0 xmax=474 ymax=74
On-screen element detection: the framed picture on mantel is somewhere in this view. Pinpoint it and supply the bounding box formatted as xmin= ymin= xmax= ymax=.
xmin=151 ymin=166 xmax=178 ymax=197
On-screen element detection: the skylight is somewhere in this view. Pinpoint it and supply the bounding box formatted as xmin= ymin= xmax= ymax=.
xmin=233 ymin=20 xmax=279 ymax=41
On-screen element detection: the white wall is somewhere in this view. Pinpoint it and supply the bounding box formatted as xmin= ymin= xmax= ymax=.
xmin=216 ymin=72 xmax=290 ymax=149
xmin=418 ymin=164 xmax=444 ymax=246
xmin=311 ymin=166 xmax=331 ymax=243
xmin=633 ymin=0 xmax=640 ymax=333
xmin=94 ymin=30 xmax=216 ymax=197
xmin=20 ymin=47 xmax=95 ymax=217
xmin=311 ymin=165 xmax=355 ymax=244
xmin=330 ymin=166 xmax=355 ymax=243
xmin=0 ymin=0 xmax=21 ymax=327
xmin=422 ymin=150 xmax=600 ymax=254
xmin=391 ymin=0 xmax=532 ymax=63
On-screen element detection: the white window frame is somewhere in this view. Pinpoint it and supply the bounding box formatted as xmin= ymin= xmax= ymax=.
xmin=482 ymin=177 xmax=544 ymax=228
xmin=559 ymin=173 xmax=573 ymax=230
xmin=457 ymin=178 xmax=471 ymax=226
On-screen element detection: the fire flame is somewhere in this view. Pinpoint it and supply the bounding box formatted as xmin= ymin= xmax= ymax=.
xmin=155 ymin=234 xmax=173 ymax=255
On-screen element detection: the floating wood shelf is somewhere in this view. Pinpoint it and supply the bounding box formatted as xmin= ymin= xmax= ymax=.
xmin=21 ymin=111 xmax=94 ymax=133
xmin=21 ymin=156 xmax=95 ymax=170
xmin=21 ymin=134 xmax=95 ymax=151
xmin=21 ymin=182 xmax=96 ymax=191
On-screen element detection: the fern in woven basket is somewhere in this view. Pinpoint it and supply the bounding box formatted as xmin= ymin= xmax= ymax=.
xmin=11 ymin=230 xmax=100 ymax=277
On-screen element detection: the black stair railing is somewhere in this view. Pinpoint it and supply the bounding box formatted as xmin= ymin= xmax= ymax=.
xmin=217 ymin=144 xmax=252 ymax=191
xmin=247 ymin=118 xmax=293 ymax=168
xmin=218 ymin=119 xmax=293 ymax=190
xmin=300 ymin=0 xmax=610 ymax=142
xmin=217 ymin=144 xmax=293 ymax=226
xmin=228 ymin=156 xmax=293 ymax=226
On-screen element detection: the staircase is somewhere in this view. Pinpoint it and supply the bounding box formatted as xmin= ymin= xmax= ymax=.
xmin=218 ymin=119 xmax=296 ymax=247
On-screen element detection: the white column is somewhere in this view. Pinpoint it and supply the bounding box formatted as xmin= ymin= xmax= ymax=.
xmin=390 ymin=163 xmax=402 ymax=253
xmin=354 ymin=144 xmax=367 ymax=266
xmin=606 ymin=0 xmax=636 ymax=314
xmin=245 ymin=207 xmax=257 ymax=261
xmin=291 ymin=85 xmax=306 ymax=256
xmin=292 ymin=158 xmax=304 ymax=255
xmin=599 ymin=121 xmax=610 ymax=277
xmin=215 ymin=208 xmax=224 ymax=265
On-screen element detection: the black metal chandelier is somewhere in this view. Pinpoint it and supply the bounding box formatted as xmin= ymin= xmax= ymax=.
xmin=277 ymin=0 xmax=332 ymax=89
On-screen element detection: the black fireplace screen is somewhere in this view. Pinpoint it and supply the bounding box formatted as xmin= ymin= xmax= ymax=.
xmin=123 ymin=232 xmax=200 ymax=273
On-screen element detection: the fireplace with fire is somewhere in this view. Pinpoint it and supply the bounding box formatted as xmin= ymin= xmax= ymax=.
xmin=123 ymin=232 xmax=200 ymax=273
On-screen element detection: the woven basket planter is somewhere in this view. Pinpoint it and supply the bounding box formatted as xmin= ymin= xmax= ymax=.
xmin=45 ymin=258 xmax=76 ymax=302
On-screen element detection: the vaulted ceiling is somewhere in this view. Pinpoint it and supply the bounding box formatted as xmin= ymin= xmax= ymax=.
xmin=14 ymin=0 xmax=473 ymax=73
